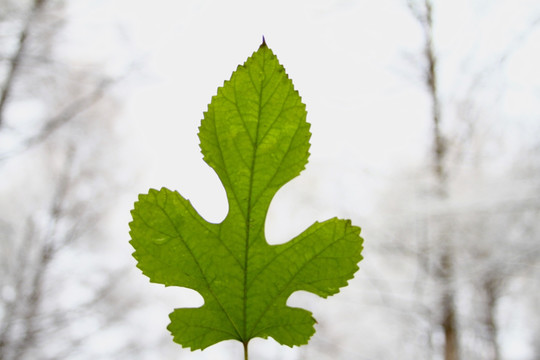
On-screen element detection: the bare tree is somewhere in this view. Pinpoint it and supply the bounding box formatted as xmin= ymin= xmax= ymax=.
xmin=406 ymin=1 xmax=458 ymax=358
xmin=0 ymin=0 xmax=112 ymax=159
xmin=0 ymin=1 xmax=142 ymax=359
xmin=372 ymin=1 xmax=540 ymax=359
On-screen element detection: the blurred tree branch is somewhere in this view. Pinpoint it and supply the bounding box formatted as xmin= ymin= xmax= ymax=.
xmin=406 ymin=1 xmax=458 ymax=359
xmin=0 ymin=1 xmax=142 ymax=359
xmin=0 ymin=0 xmax=48 ymax=129
xmin=0 ymin=77 xmax=114 ymax=161
xmin=0 ymin=0 xmax=121 ymax=162
xmin=374 ymin=1 xmax=540 ymax=359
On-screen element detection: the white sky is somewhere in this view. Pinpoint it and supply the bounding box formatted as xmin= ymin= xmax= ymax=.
xmin=58 ymin=0 xmax=540 ymax=358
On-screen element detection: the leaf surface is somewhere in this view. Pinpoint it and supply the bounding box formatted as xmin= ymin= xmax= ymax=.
xmin=129 ymin=42 xmax=363 ymax=351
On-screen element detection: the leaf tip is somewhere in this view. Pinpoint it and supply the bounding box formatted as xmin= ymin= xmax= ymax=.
xmin=260 ymin=35 xmax=267 ymax=48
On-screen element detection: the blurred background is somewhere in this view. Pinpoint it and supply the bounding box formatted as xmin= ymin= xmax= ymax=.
xmin=0 ymin=0 xmax=539 ymax=359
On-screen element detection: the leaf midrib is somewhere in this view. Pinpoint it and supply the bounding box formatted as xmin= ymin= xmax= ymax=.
xmin=241 ymin=55 xmax=266 ymax=341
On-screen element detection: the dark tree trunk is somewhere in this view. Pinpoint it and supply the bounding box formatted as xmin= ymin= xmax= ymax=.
xmin=420 ymin=1 xmax=459 ymax=359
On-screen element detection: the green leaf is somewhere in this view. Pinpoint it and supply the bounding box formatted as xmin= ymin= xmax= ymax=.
xmin=129 ymin=41 xmax=364 ymax=351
